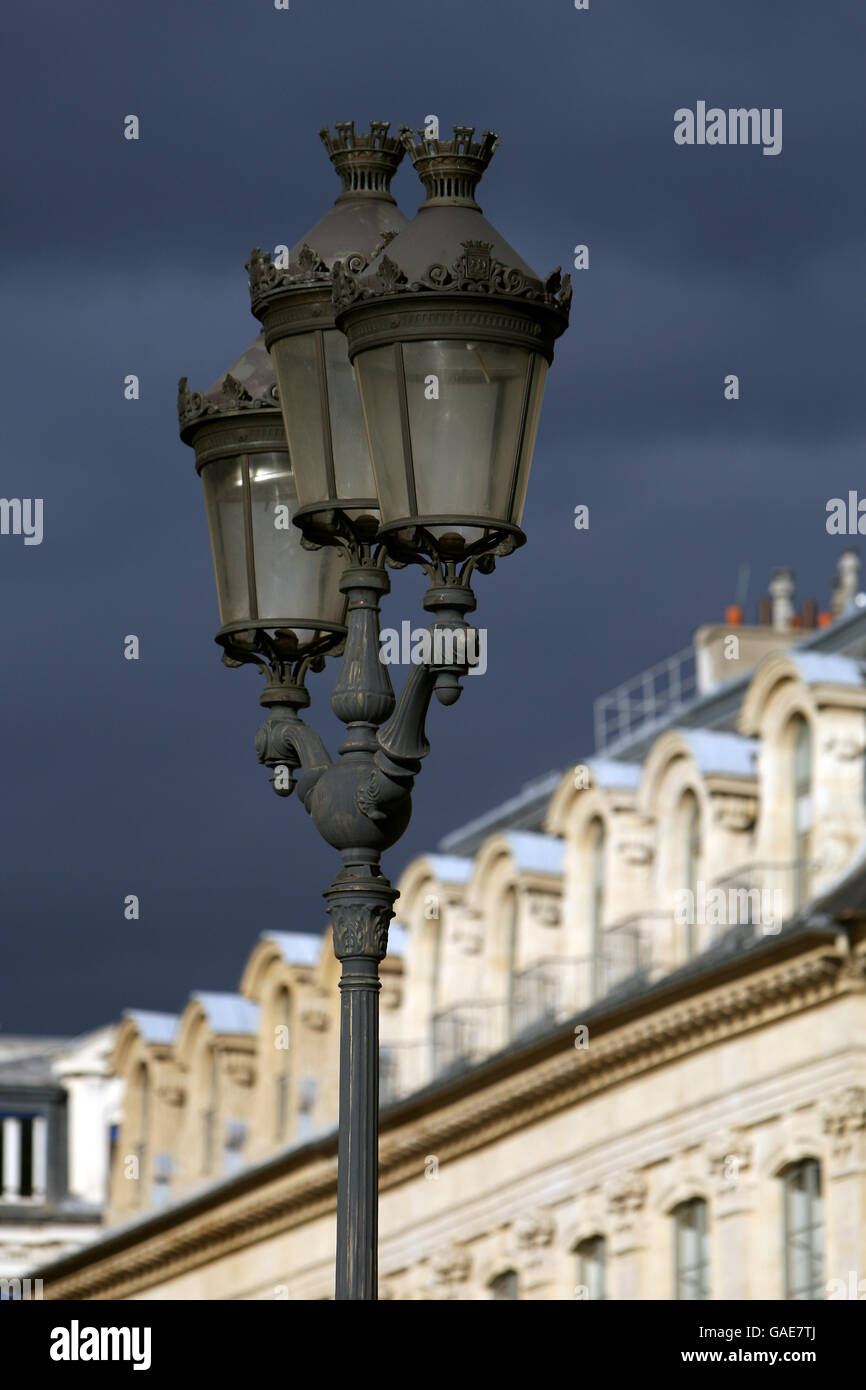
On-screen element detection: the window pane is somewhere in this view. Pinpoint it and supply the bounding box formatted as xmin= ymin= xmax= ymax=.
xmin=674 ymin=1199 xmax=709 ymax=1299
xmin=784 ymin=1160 xmax=823 ymax=1299
xmin=577 ymin=1236 xmax=606 ymax=1300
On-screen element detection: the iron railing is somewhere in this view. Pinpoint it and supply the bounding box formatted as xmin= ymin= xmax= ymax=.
xmin=432 ymin=1000 xmax=510 ymax=1076
xmin=705 ymin=860 xmax=818 ymax=940
xmin=593 ymin=646 xmax=697 ymax=752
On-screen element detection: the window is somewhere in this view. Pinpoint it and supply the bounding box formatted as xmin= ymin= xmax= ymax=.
xmin=588 ymin=820 xmax=605 ymax=994
xmin=673 ymin=1198 xmax=709 ymax=1299
xmin=576 ymin=1235 xmax=606 ymax=1300
xmin=274 ymin=987 xmax=292 ymax=1141
xmin=790 ymin=718 xmax=812 ymax=908
xmin=297 ymin=1077 xmax=318 ymax=1142
xmin=0 ymin=1113 xmax=48 ymax=1203
xmin=222 ymin=1119 xmax=246 ymax=1177
xmin=151 ymin=1152 xmax=173 ymax=1207
xmin=489 ymin=1269 xmax=519 ymax=1300
xmin=680 ymin=792 xmax=701 ymax=955
xmin=504 ymin=887 xmax=519 ymax=1026
xmin=202 ymin=1048 xmax=219 ymax=1175
xmin=135 ymin=1063 xmax=150 ymax=1206
xmin=782 ymin=1159 xmax=824 ymax=1299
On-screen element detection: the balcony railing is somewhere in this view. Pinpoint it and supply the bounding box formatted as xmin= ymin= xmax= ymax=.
xmin=381 ymin=873 xmax=815 ymax=1103
xmin=432 ymin=1000 xmax=510 ymax=1077
xmin=705 ymin=860 xmax=818 ymax=941
xmin=379 ymin=1040 xmax=431 ymax=1105
xmin=593 ymin=646 xmax=697 ymax=752
xmin=604 ymin=912 xmax=673 ymax=986
xmin=511 ymin=956 xmax=596 ymax=1036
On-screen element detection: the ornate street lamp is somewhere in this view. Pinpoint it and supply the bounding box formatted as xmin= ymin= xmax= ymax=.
xmin=183 ymin=122 xmax=569 ymax=1302
xmin=334 ymin=124 xmax=570 ymax=571
xmin=247 ymin=122 xmax=408 ymax=547
xmin=178 ymin=334 xmax=347 ymax=736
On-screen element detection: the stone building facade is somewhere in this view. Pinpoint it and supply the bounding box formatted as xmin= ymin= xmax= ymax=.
xmin=0 ymin=1027 xmax=121 ymax=1282
xmin=34 ymin=558 xmax=866 ymax=1299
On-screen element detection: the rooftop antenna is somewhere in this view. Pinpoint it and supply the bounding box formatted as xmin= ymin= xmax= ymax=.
xmin=735 ymin=562 xmax=751 ymax=612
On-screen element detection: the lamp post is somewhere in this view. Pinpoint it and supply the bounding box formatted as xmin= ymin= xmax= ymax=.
xmin=180 ymin=122 xmax=570 ymax=1301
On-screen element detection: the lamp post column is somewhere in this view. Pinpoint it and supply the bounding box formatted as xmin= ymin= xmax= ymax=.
xmin=320 ymin=562 xmax=399 ymax=1300
xmin=328 ymin=870 xmax=396 ymax=1300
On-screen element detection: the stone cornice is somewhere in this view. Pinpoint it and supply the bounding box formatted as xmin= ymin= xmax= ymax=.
xmin=38 ymin=929 xmax=860 ymax=1300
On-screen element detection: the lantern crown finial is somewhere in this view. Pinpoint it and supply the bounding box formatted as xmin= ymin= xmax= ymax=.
xmin=319 ymin=120 xmax=405 ymax=202
xmin=398 ymin=124 xmax=499 ymax=209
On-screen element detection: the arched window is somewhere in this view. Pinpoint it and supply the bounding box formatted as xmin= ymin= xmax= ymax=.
xmin=202 ymin=1047 xmax=219 ymax=1176
xmin=576 ymin=1234 xmax=607 ymax=1300
xmin=489 ymin=1269 xmax=519 ymax=1300
xmin=782 ymin=1159 xmax=824 ymax=1299
xmin=679 ymin=791 xmax=701 ymax=955
xmin=135 ymin=1063 xmax=149 ymax=1207
xmin=673 ymin=1197 xmax=709 ymax=1299
xmin=274 ymin=987 xmax=292 ymax=1142
xmin=588 ymin=819 xmax=606 ymax=994
xmin=504 ymin=886 xmax=519 ymax=1025
xmin=790 ymin=717 xmax=813 ymax=908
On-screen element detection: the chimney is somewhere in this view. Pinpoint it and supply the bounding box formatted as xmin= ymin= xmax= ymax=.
xmin=833 ymin=548 xmax=860 ymax=616
xmin=769 ymin=568 xmax=795 ymax=631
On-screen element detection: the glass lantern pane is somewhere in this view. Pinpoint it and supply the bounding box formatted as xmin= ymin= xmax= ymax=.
xmin=269 ymin=334 xmax=330 ymax=511
xmin=355 ymin=345 xmax=411 ymax=522
xmin=402 ymin=340 xmax=535 ymax=545
xmin=201 ymin=457 xmax=250 ymax=627
xmin=248 ymin=453 xmax=345 ymax=636
xmin=511 ymin=356 xmax=548 ymax=525
xmin=322 ymin=329 xmax=379 ymax=511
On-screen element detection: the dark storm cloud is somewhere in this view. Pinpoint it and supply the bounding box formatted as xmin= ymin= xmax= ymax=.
xmin=1 ymin=0 xmax=863 ymax=1031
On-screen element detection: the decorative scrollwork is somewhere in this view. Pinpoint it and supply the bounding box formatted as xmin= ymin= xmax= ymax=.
xmin=247 ymin=243 xmax=333 ymax=313
xmin=329 ymin=901 xmax=393 ymax=960
xmin=177 ymin=370 xmax=279 ymax=431
xmin=332 ymin=238 xmax=572 ymax=320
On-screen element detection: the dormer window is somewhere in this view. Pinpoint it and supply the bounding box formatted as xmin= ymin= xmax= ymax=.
xmin=790 ymin=717 xmax=812 ymax=908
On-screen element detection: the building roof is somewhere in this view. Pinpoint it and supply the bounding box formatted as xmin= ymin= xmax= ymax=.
xmin=422 ymin=854 xmax=474 ymax=885
xmin=437 ymin=605 xmax=866 ymax=853
xmin=504 ymin=831 xmax=565 ymax=876
xmin=587 ymin=758 xmax=642 ymax=789
xmin=439 ymin=771 xmax=562 ymax=857
xmin=263 ymin=932 xmax=322 ymax=968
xmin=191 ymin=993 xmax=259 ymax=1036
xmin=673 ymin=729 xmax=758 ymax=778
xmin=124 ymin=1011 xmax=178 ymax=1046
xmin=787 ymin=651 xmax=865 ymax=688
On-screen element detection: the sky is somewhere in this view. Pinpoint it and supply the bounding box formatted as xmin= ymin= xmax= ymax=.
xmin=2 ymin=0 xmax=864 ymax=1034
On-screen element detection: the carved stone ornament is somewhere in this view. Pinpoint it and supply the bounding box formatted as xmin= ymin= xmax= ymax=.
xmin=430 ymin=1241 xmax=472 ymax=1289
xmin=225 ymin=1059 xmax=255 ymax=1088
xmin=177 ymin=371 xmax=279 ymax=432
xmin=821 ymin=1086 xmax=866 ymax=1157
xmin=453 ymin=910 xmax=484 ymax=956
xmin=615 ymin=836 xmax=654 ymax=866
xmin=332 ymin=238 xmax=572 ymax=318
xmin=528 ymin=896 xmax=561 ymax=927
xmin=513 ymin=1207 xmax=555 ymax=1250
xmin=157 ymin=1084 xmax=185 ymax=1108
xmin=328 ymin=901 xmax=392 ymax=961
xmin=606 ymin=1169 xmax=648 ymax=1221
xmin=381 ymin=984 xmax=402 ymax=1011
xmin=706 ymin=1127 xmax=753 ymax=1185
xmin=300 ymin=1005 xmax=330 ymax=1032
xmin=823 ymin=736 xmax=864 ymax=761
xmin=712 ymin=795 xmax=757 ymax=832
